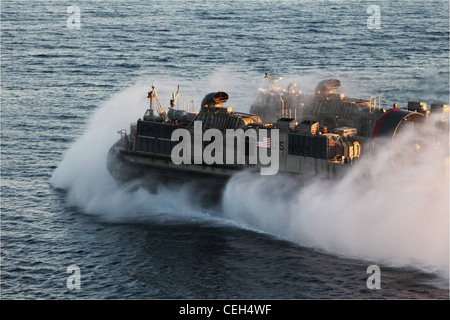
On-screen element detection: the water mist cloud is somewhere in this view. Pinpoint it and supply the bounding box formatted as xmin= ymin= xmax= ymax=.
xmin=50 ymin=72 xmax=258 ymax=222
xmin=51 ymin=71 xmax=449 ymax=277
xmin=223 ymin=115 xmax=449 ymax=274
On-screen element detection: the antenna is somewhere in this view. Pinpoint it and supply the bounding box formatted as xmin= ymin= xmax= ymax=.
xmin=147 ymin=84 xmax=165 ymax=120
xmin=148 ymin=84 xmax=155 ymax=112
xmin=170 ymin=85 xmax=180 ymax=110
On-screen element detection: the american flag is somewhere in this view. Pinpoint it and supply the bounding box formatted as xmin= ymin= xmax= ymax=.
xmin=257 ymin=136 xmax=271 ymax=149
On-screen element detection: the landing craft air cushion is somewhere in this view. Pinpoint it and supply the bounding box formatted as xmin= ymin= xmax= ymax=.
xmin=107 ymin=76 xmax=448 ymax=186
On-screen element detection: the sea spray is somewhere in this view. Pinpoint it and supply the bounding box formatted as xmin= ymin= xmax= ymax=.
xmin=222 ymin=114 xmax=449 ymax=275
xmin=50 ymin=71 xmax=258 ymax=221
xmin=50 ymin=72 xmax=449 ymax=277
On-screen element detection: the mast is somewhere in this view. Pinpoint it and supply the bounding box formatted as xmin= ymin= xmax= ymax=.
xmin=147 ymin=84 xmax=166 ymax=120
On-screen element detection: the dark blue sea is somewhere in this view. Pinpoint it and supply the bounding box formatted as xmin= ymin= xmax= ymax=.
xmin=1 ymin=0 xmax=449 ymax=299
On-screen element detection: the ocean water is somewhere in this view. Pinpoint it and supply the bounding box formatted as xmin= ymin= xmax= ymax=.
xmin=1 ymin=0 xmax=449 ymax=299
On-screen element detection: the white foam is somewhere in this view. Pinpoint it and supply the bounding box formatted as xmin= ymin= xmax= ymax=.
xmin=51 ymin=72 xmax=449 ymax=279
xmin=223 ymin=116 xmax=449 ymax=276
